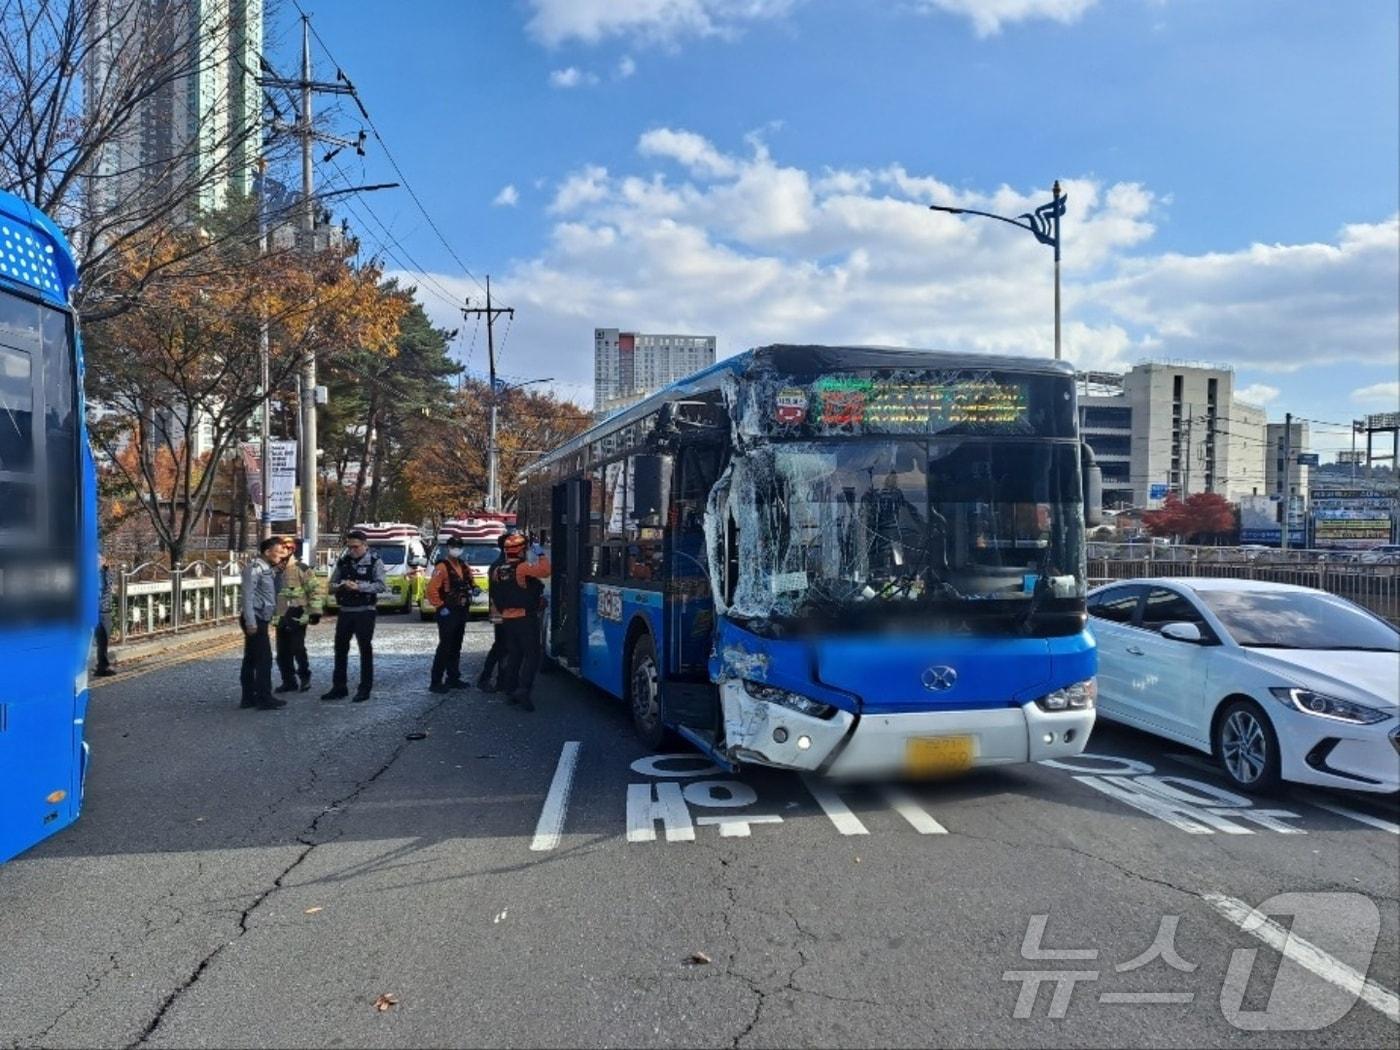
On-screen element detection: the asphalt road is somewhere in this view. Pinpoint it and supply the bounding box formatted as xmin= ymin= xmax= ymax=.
xmin=2 ymin=617 xmax=1397 ymax=1049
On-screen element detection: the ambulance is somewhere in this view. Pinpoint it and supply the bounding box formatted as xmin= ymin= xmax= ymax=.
xmin=418 ymin=516 xmax=513 ymax=620
xmin=322 ymin=522 xmax=429 ymax=614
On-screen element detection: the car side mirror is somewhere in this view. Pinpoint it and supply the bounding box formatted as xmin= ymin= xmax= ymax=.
xmin=1160 ymin=621 xmax=1204 ymax=644
xmin=1081 ymin=443 xmax=1103 ymax=527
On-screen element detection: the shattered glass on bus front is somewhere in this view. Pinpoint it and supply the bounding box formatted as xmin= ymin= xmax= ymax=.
xmin=709 ymin=359 xmax=1084 ymax=624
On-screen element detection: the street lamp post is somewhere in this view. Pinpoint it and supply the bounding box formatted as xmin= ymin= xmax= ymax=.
xmin=929 ymin=180 xmax=1066 ymax=360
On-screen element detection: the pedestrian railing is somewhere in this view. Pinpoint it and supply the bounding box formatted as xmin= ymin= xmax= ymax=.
xmin=115 ymin=559 xmax=245 ymax=644
xmin=1088 ymin=552 xmax=1400 ymax=624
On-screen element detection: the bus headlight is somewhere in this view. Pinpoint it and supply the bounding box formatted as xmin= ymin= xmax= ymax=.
xmin=742 ymin=680 xmax=836 ymax=720
xmin=1035 ymin=679 xmax=1096 ymax=712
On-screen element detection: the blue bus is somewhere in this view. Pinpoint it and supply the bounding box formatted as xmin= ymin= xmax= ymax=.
xmin=0 ymin=190 xmax=97 ymax=862
xmin=518 ymin=345 xmax=1102 ymax=777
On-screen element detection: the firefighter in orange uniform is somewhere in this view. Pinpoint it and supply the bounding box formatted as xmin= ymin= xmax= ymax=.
xmin=489 ymin=533 xmax=551 ymax=711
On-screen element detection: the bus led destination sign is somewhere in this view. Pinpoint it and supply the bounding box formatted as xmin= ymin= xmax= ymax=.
xmin=783 ymin=376 xmax=1031 ymax=434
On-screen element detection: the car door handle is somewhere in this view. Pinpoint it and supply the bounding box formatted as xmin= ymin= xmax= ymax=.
xmin=1125 ymin=645 xmax=1145 ymax=656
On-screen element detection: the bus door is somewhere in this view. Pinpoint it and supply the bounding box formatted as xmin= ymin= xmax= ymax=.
xmin=550 ymin=477 xmax=588 ymax=666
xmin=662 ymin=444 xmax=723 ymax=738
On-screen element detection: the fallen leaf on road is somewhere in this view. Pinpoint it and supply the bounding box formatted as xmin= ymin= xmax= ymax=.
xmin=304 ymin=907 xmax=322 ymax=915
xmin=405 ymin=731 xmax=428 ymax=741
xmin=688 ymin=952 xmax=711 ymax=965
xmin=854 ymin=857 xmax=861 ymax=864
xmin=374 ymin=994 xmax=398 ymax=1012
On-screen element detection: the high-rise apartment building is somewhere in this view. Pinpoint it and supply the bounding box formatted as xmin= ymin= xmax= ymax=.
xmin=594 ymin=329 xmax=716 ymax=416
xmin=85 ymin=0 xmax=263 ymax=223
xmin=1077 ymin=363 xmax=1267 ymax=510
xmin=1266 ymin=420 xmax=1311 ymax=501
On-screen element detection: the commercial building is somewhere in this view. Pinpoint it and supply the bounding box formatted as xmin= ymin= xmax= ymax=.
xmin=594 ymin=329 xmax=716 ymax=417
xmin=1076 ymin=363 xmax=1267 ymax=510
xmin=84 ymin=0 xmax=263 ymax=223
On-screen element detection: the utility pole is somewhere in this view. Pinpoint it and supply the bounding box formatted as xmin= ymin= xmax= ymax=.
xmin=258 ymin=158 xmax=271 ymax=543
xmin=258 ymin=16 xmax=360 ymax=558
xmin=462 ymin=276 xmax=514 ymax=512
xmin=1280 ymin=411 xmax=1292 ymax=551
xmin=1052 ymin=179 xmax=1062 ymax=361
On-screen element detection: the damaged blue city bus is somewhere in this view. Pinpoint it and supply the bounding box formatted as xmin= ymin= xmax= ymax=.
xmin=518 ymin=346 xmax=1102 ymax=777
xmin=0 ymin=190 xmax=96 ymax=861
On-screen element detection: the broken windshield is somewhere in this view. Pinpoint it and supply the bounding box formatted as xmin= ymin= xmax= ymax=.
xmin=726 ymin=438 xmax=1084 ymax=625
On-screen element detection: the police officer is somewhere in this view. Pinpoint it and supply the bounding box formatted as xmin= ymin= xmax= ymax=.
xmin=241 ymin=537 xmax=287 ymax=710
xmin=426 ymin=538 xmax=472 ymax=693
xmin=274 ymin=536 xmax=324 ymax=693
xmin=489 ymin=532 xmax=551 ymax=711
xmin=322 ymin=529 xmax=386 ymax=703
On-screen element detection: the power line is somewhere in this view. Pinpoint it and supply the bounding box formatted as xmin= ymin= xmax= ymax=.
xmin=292 ymin=0 xmax=488 ymax=299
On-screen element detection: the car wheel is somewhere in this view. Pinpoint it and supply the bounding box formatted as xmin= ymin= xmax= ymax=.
xmin=1213 ymin=699 xmax=1282 ymax=794
xmin=629 ymin=633 xmax=666 ymax=750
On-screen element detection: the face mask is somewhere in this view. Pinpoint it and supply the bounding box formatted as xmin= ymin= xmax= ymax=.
xmin=447 ymin=547 xmax=463 ymax=559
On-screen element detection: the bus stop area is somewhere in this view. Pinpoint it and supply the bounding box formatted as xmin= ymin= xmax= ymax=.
xmin=2 ymin=615 xmax=1396 ymax=1049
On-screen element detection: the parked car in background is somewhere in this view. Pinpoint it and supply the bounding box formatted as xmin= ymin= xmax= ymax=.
xmin=321 ymin=523 xmax=428 ymax=614
xmin=1358 ymin=544 xmax=1400 ymax=565
xmin=1087 ymin=578 xmax=1399 ymax=794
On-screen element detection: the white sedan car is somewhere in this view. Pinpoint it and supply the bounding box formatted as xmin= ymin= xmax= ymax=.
xmin=1087 ymin=578 xmax=1399 ymax=794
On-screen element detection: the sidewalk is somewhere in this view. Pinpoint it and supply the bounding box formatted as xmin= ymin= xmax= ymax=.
xmin=97 ymin=623 xmax=244 ymax=683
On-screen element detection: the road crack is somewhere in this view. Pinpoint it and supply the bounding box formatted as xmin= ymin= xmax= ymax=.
xmin=123 ymin=694 xmax=452 ymax=1048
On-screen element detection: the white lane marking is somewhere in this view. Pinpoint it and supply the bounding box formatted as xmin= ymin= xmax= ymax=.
xmin=881 ymin=786 xmax=948 ymax=834
xmin=529 ymin=741 xmax=580 ymax=851
xmin=801 ymin=775 xmax=868 ymax=836
xmin=1206 ymin=893 xmax=1400 ymax=1025
xmin=696 ymin=814 xmax=784 ymax=837
xmin=1305 ymin=797 xmax=1400 ymax=835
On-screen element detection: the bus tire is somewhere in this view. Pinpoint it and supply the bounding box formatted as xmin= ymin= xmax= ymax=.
xmin=629 ymin=632 xmax=666 ymax=750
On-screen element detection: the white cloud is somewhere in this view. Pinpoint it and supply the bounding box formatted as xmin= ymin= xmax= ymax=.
xmin=548 ymin=164 xmax=611 ymax=213
xmin=1236 ymin=383 xmax=1280 ymax=406
xmin=616 ymin=54 xmax=637 ymax=78
xmin=492 ymin=184 xmax=520 ymax=207
xmin=525 ymin=0 xmax=801 ymax=47
xmin=1352 ymin=381 xmax=1400 ymax=406
xmin=912 ymin=0 xmax=1101 ymax=37
xmin=397 ymin=131 xmax=1399 ymax=411
xmin=549 ymin=66 xmax=600 ymax=88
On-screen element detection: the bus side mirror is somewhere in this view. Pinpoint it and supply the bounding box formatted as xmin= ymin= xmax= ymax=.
xmin=631 ymin=453 xmax=673 ymax=525
xmin=1081 ymin=444 xmax=1103 ymax=527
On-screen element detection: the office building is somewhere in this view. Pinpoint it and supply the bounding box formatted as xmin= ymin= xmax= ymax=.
xmin=85 ymin=0 xmax=263 ymax=224
xmin=1077 ymin=363 xmax=1267 ymax=510
xmin=1266 ymin=420 xmax=1311 ymax=501
xmin=594 ymin=329 xmax=716 ymax=416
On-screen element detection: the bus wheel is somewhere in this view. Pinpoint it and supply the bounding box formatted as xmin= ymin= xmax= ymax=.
xmin=629 ymin=633 xmax=666 ymax=750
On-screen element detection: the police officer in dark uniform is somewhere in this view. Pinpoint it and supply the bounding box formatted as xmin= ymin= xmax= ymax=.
xmin=488 ymin=533 xmax=551 ymax=711
xmin=322 ymin=530 xmax=386 ymax=702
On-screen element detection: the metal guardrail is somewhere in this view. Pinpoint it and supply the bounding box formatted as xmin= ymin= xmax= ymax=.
xmin=114 ymin=559 xmax=245 ymax=644
xmin=1088 ymin=546 xmax=1400 ymax=624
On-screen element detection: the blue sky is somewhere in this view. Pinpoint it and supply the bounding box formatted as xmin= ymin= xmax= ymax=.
xmin=277 ymin=0 xmax=1399 ymax=452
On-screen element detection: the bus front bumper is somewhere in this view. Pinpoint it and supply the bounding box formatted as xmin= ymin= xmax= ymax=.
xmin=720 ymin=680 xmax=1094 ymax=777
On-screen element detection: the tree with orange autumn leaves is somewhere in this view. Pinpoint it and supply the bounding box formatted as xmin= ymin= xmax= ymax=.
xmin=84 ymin=207 xmax=406 ymax=564
xmin=401 ymin=378 xmax=592 ymax=533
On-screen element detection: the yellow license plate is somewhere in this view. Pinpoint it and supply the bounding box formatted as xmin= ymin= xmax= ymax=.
xmin=905 ymin=735 xmax=975 ymax=778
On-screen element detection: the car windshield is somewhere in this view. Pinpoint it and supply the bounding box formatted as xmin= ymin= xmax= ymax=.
xmin=369 ymin=543 xmax=407 ymax=566
xmin=1199 ymin=590 xmax=1400 ymax=651
xmin=731 ymin=438 xmax=1085 ymax=625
